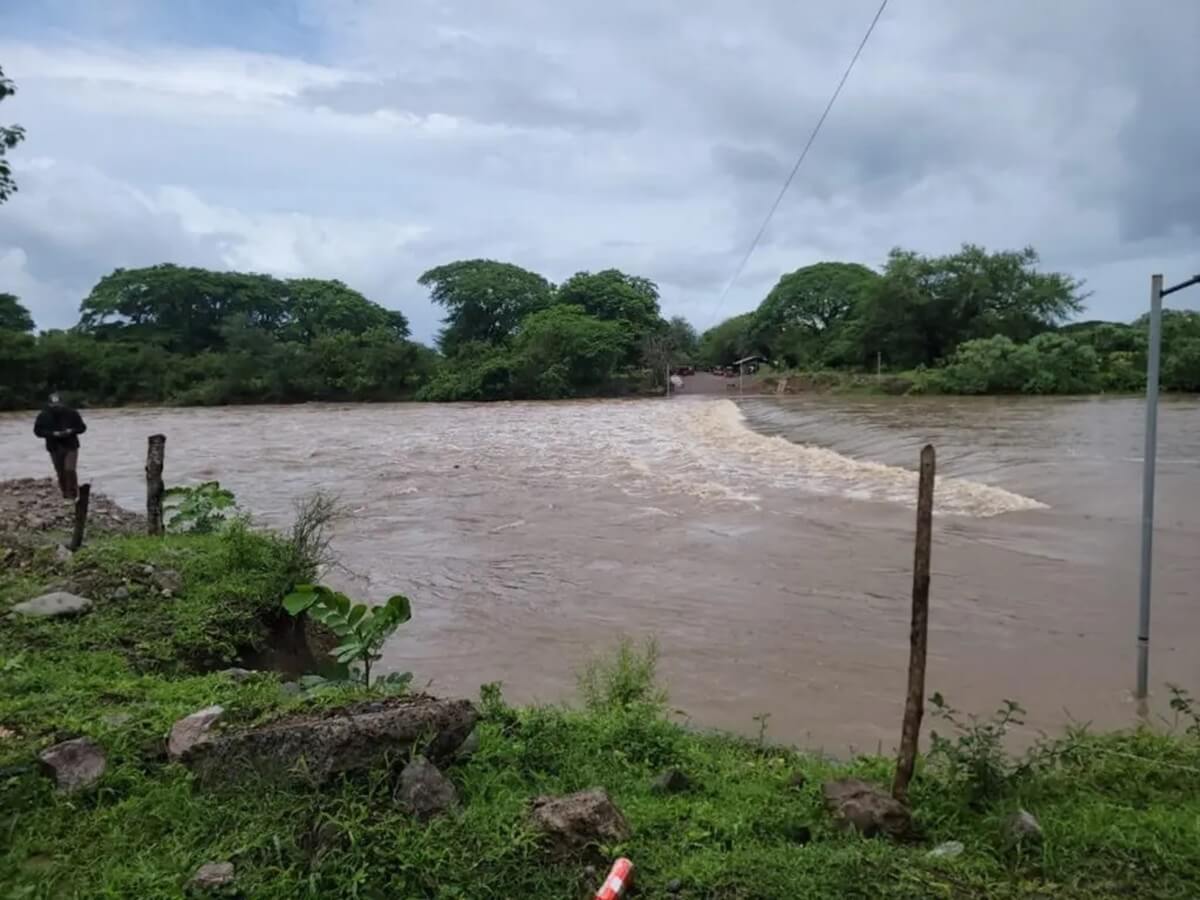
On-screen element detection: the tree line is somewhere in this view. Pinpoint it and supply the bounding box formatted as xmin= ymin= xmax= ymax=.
xmin=697 ymin=245 xmax=1200 ymax=394
xmin=2 ymin=245 xmax=1197 ymax=409
xmin=0 ymin=262 xmax=699 ymax=409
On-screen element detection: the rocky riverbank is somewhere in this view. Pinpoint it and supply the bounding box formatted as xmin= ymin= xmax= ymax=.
xmin=0 ymin=477 xmax=144 ymax=535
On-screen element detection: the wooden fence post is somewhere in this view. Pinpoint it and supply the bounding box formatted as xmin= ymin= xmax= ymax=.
xmin=146 ymin=434 xmax=166 ymax=536
xmin=69 ymin=483 xmax=91 ymax=551
xmin=893 ymin=443 xmax=935 ymax=804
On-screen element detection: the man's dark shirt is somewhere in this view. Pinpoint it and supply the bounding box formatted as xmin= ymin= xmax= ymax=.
xmin=33 ymin=406 xmax=87 ymax=453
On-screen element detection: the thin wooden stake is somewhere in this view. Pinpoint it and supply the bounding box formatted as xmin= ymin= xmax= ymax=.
xmin=893 ymin=443 xmax=935 ymax=804
xmin=146 ymin=434 xmax=166 ymax=536
xmin=69 ymin=482 xmax=91 ymax=551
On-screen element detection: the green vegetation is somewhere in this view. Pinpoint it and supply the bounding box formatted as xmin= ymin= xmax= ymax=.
xmin=0 ymin=64 xmax=24 ymax=204
xmin=282 ymin=584 xmax=411 ymax=686
xmin=163 ymin=481 xmax=239 ymax=535
xmin=0 ymin=258 xmax=689 ymax=409
xmin=4 ymin=518 xmax=1200 ymax=897
xmin=703 ymin=245 xmax=1200 ymax=395
xmin=3 ymin=240 xmax=1195 ymax=408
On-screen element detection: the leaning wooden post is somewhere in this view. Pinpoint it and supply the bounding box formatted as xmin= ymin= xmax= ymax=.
xmin=893 ymin=443 xmax=936 ymax=804
xmin=69 ymin=483 xmax=91 ymax=551
xmin=146 ymin=434 xmax=166 ymax=536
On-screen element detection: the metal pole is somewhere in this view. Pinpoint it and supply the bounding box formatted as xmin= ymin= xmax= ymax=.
xmin=1136 ymin=274 xmax=1163 ymax=700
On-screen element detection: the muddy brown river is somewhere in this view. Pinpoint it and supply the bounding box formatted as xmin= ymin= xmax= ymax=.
xmin=3 ymin=395 xmax=1198 ymax=751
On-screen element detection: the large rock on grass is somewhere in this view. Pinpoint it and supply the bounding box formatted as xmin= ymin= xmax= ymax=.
xmin=182 ymin=695 xmax=477 ymax=788
xmin=1006 ymin=809 xmax=1043 ymax=844
xmin=822 ymin=778 xmax=913 ymax=840
xmin=169 ymin=705 xmax=225 ymax=761
xmin=396 ymin=757 xmax=459 ymax=820
xmin=188 ymin=861 xmax=235 ymax=892
xmin=38 ymin=737 xmax=106 ymax=793
xmin=10 ymin=591 xmax=93 ymax=619
xmin=529 ymin=788 xmax=630 ymax=856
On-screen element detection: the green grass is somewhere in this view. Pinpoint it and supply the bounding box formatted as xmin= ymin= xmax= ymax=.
xmin=1 ymin=523 xmax=306 ymax=673
xmin=3 ymin=531 xmax=1200 ymax=898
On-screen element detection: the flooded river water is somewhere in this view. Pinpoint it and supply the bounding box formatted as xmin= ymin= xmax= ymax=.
xmin=2 ymin=395 xmax=1198 ymax=751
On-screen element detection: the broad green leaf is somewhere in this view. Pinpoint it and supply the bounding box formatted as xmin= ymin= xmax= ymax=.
xmin=383 ymin=594 xmax=412 ymax=624
xmin=332 ymin=592 xmax=352 ymax=615
xmin=282 ymin=592 xmax=317 ymax=615
xmin=346 ymin=605 xmax=368 ymax=629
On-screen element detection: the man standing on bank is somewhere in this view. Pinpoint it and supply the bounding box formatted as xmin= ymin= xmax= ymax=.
xmin=33 ymin=393 xmax=87 ymax=500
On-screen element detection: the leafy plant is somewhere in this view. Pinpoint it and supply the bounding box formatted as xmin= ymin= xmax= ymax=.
xmin=1167 ymin=684 xmax=1200 ymax=738
xmin=163 ymin=481 xmax=237 ymax=534
xmin=578 ymin=637 xmax=666 ymax=713
xmin=282 ymin=584 xmax=411 ymax=687
xmin=927 ymin=692 xmax=1027 ymax=805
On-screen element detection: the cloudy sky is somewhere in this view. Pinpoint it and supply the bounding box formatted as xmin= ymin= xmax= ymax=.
xmin=1 ymin=0 xmax=1197 ymax=342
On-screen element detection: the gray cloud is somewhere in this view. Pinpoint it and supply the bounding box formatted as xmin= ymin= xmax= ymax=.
xmin=2 ymin=0 xmax=1199 ymax=341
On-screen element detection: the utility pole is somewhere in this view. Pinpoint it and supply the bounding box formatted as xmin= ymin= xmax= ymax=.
xmin=1136 ymin=272 xmax=1200 ymax=701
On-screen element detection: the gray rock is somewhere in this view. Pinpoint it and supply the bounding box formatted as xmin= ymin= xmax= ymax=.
xmin=38 ymin=737 xmax=106 ymax=793
xmin=529 ymin=788 xmax=630 ymax=856
xmin=651 ymin=767 xmax=691 ymax=794
xmin=456 ymin=726 xmax=481 ymax=760
xmin=188 ymin=861 xmax=234 ymax=891
xmin=396 ymin=757 xmax=459 ymax=820
xmin=929 ymin=840 xmax=965 ymax=858
xmin=822 ymin=778 xmax=913 ymax=840
xmin=182 ymin=696 xmax=477 ymax=787
xmin=11 ymin=591 xmax=93 ymax=619
xmin=279 ymin=681 xmax=302 ymax=698
xmin=168 ymin=705 xmax=225 ymax=761
xmin=666 ymin=879 xmax=683 ymax=894
xmin=218 ymin=667 xmax=255 ymax=683
xmin=54 ymin=544 xmax=73 ymax=564
xmin=1007 ymin=809 xmax=1043 ymax=843
xmin=112 ymin=585 xmax=130 ymax=601
xmin=154 ymin=569 xmax=184 ymax=594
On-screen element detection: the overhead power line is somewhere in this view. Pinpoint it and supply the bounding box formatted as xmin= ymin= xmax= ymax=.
xmin=707 ymin=0 xmax=890 ymax=324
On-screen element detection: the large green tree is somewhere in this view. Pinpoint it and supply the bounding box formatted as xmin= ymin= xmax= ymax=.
xmin=282 ymin=278 xmax=409 ymax=341
xmin=556 ymin=270 xmax=662 ymax=330
xmin=77 ymin=265 xmax=408 ymax=354
xmin=78 ymin=265 xmax=289 ymax=353
xmin=0 ymin=65 xmax=25 ymax=204
xmin=753 ymin=262 xmax=878 ymax=366
xmin=511 ymin=304 xmax=626 ymax=398
xmin=697 ymin=312 xmax=759 ymax=367
xmin=419 ymin=259 xmax=553 ymax=354
xmin=850 ymin=245 xmax=1086 ymax=369
xmin=0 ymin=293 xmax=34 ymax=332
xmin=664 ymin=315 xmax=699 ymax=361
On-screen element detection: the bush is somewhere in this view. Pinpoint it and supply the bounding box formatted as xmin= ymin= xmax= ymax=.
xmin=578 ymin=636 xmax=666 ymax=713
xmin=936 ymin=333 xmax=1100 ymax=394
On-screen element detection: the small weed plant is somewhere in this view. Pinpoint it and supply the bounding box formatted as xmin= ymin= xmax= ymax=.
xmin=1167 ymin=684 xmax=1200 ymax=738
xmin=578 ymin=636 xmax=667 ymax=714
xmin=927 ymin=692 xmax=1027 ymax=805
xmin=164 ymin=481 xmax=237 ymax=534
xmin=283 ymin=584 xmax=411 ymax=687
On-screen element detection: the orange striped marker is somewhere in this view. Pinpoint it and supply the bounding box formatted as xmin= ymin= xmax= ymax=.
xmin=594 ymin=858 xmax=634 ymax=900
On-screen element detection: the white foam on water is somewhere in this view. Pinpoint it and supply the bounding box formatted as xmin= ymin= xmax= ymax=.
xmin=679 ymin=400 xmax=1047 ymax=517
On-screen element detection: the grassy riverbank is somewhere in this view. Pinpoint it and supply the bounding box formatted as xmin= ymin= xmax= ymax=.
xmin=3 ymin=510 xmax=1200 ymax=898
